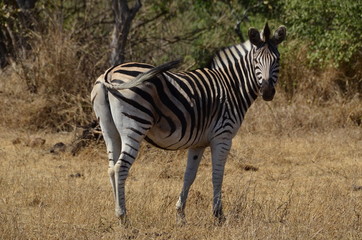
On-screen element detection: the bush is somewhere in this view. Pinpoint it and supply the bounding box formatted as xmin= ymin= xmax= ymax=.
xmin=281 ymin=0 xmax=362 ymax=67
xmin=17 ymin=25 xmax=91 ymax=130
xmin=13 ymin=1 xmax=111 ymax=131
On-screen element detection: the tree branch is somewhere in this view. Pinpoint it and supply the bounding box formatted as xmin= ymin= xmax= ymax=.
xmin=232 ymin=1 xmax=262 ymax=42
xmin=133 ymin=10 xmax=168 ymax=30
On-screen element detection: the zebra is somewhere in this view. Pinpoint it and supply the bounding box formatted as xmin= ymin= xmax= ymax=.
xmin=91 ymin=23 xmax=286 ymax=224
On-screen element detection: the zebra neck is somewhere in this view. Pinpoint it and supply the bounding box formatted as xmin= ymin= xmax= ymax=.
xmin=212 ymin=48 xmax=259 ymax=109
xmin=239 ymin=49 xmax=259 ymax=103
xmin=211 ymin=43 xmax=259 ymax=99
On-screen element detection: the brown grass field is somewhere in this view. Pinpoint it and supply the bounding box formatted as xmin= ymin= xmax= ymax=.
xmin=1 ymin=77 xmax=361 ymax=240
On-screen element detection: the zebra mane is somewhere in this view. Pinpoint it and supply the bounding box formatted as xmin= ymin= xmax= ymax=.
xmin=210 ymin=40 xmax=253 ymax=69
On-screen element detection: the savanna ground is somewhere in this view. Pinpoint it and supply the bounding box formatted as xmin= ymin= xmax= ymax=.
xmin=0 ymin=73 xmax=361 ymax=239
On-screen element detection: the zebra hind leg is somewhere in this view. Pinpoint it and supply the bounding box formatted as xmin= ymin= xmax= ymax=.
xmin=114 ymin=132 xmax=144 ymax=225
xmin=176 ymin=148 xmax=205 ymax=224
xmin=91 ymin=82 xmax=121 ymax=204
xmin=104 ymin=127 xmax=121 ymax=204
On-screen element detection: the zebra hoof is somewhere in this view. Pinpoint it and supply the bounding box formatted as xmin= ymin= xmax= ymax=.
xmin=119 ymin=214 xmax=129 ymax=227
xmin=176 ymin=212 xmax=187 ymax=226
xmin=115 ymin=208 xmax=129 ymax=226
xmin=214 ymin=214 xmax=226 ymax=226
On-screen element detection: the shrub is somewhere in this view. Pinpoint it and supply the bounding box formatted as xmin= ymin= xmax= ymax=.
xmin=281 ymin=0 xmax=362 ymax=67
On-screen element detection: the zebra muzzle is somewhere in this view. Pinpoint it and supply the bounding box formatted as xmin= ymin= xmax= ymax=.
xmin=261 ymin=80 xmax=275 ymax=101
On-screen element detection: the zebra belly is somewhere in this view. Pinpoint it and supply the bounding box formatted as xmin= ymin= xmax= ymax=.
xmin=145 ymin=120 xmax=209 ymax=150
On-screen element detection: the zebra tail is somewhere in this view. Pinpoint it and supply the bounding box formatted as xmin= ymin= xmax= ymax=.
xmin=103 ymin=59 xmax=181 ymax=90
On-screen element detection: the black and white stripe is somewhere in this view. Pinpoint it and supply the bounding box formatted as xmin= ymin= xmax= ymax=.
xmin=91 ymin=23 xmax=286 ymax=224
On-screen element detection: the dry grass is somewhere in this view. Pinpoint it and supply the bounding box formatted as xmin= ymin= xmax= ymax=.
xmin=0 ymin=100 xmax=361 ymax=239
xmin=0 ymin=23 xmax=98 ymax=132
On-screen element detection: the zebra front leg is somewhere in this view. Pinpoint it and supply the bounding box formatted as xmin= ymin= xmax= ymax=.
xmin=114 ymin=137 xmax=141 ymax=225
xmin=211 ymin=139 xmax=231 ymax=224
xmin=176 ymin=147 xmax=205 ymax=224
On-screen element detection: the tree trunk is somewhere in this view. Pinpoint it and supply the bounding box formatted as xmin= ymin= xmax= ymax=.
xmin=16 ymin=0 xmax=37 ymax=9
xmin=0 ymin=0 xmax=38 ymax=68
xmin=110 ymin=0 xmax=142 ymax=66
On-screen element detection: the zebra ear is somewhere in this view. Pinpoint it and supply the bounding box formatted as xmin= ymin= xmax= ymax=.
xmin=262 ymin=22 xmax=271 ymax=42
xmin=248 ymin=28 xmax=263 ymax=47
xmin=271 ymin=25 xmax=287 ymax=45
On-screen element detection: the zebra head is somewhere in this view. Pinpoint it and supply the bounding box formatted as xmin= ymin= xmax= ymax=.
xmin=248 ymin=23 xmax=286 ymax=101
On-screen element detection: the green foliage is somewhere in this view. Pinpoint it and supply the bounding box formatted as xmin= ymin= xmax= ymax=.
xmin=281 ymin=0 xmax=362 ymax=67
xmin=129 ymin=0 xmax=248 ymax=68
xmin=238 ymin=0 xmax=282 ymax=18
xmin=0 ymin=3 xmax=18 ymax=25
